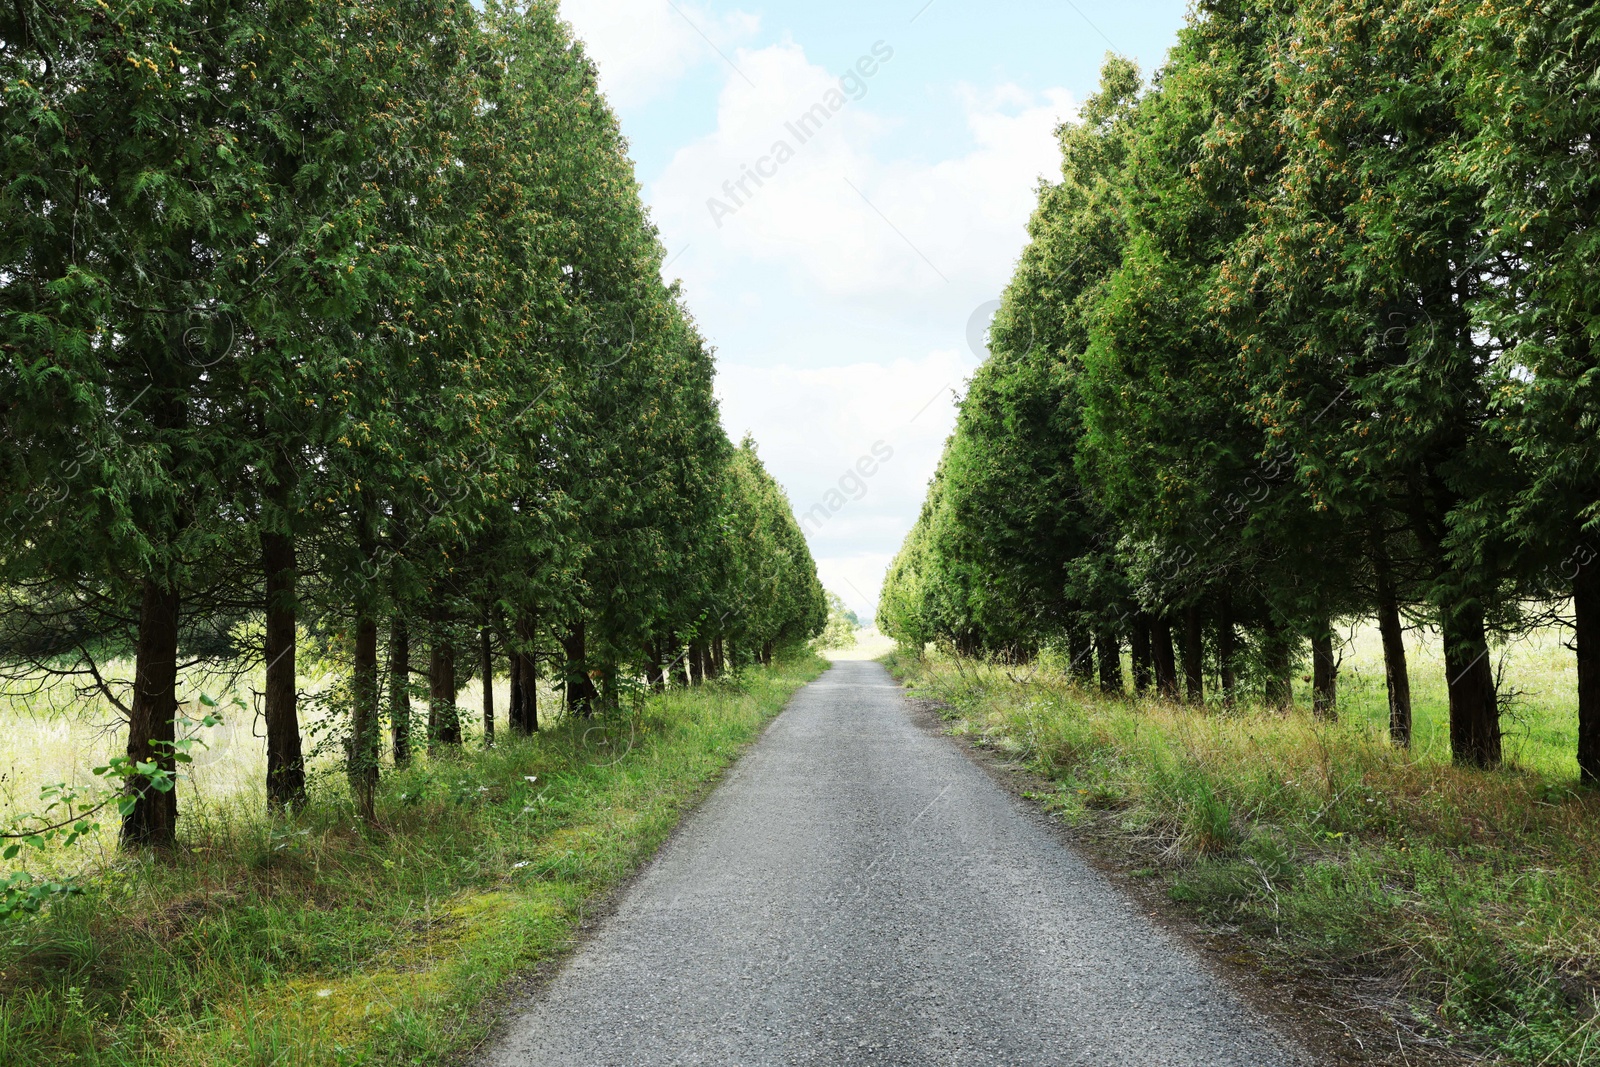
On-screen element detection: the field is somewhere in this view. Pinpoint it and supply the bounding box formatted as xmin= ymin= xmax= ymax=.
xmin=0 ymin=657 xmax=565 ymax=867
xmin=886 ymin=619 xmax=1600 ymax=1065
xmin=1333 ymin=617 xmax=1579 ymax=778
xmin=0 ymin=651 xmax=827 ymax=1066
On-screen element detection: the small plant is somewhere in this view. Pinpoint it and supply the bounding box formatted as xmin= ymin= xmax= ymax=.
xmin=0 ymin=704 xmax=223 ymax=923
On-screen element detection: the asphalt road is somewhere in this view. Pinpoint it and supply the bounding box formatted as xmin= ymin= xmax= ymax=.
xmin=480 ymin=659 xmax=1309 ymax=1066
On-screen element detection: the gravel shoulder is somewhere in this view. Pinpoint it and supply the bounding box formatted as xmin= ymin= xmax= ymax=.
xmin=476 ymin=660 xmax=1314 ymax=1066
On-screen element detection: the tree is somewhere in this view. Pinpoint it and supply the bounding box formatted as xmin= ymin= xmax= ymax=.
xmin=1230 ymin=0 xmax=1517 ymax=765
xmin=1454 ymin=0 xmax=1600 ymax=779
xmin=813 ymin=591 xmax=859 ymax=652
xmin=1 ymin=0 xmax=830 ymax=848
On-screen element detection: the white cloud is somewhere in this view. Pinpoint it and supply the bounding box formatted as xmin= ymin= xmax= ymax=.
xmin=559 ymin=0 xmax=759 ymax=108
xmin=640 ymin=40 xmax=1074 ymax=615
xmin=651 ymin=44 xmax=1072 ymax=301
xmin=669 ymin=44 xmax=1070 ymax=612
xmin=816 ymin=553 xmax=896 ymax=621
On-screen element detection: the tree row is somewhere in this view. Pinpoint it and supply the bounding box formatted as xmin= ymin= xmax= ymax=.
xmin=0 ymin=0 xmax=825 ymax=846
xmin=879 ymin=0 xmax=1600 ymax=778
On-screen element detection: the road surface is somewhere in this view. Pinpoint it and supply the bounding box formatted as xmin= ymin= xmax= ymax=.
xmin=480 ymin=659 xmax=1308 ymax=1066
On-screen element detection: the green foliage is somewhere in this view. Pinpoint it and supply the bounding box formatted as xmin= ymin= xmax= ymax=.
xmin=812 ymin=590 xmax=859 ymax=651
xmin=882 ymin=0 xmax=1600 ymax=773
xmin=0 ymin=0 xmax=825 ymax=846
xmin=713 ymin=437 xmax=827 ymax=655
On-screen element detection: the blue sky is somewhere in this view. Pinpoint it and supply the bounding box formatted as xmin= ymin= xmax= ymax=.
xmin=560 ymin=0 xmax=1190 ymax=618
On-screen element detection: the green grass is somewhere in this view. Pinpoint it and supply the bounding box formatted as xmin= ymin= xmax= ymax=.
xmin=887 ymin=646 xmax=1600 ymax=1066
xmin=0 ymin=651 xmax=826 ymax=1066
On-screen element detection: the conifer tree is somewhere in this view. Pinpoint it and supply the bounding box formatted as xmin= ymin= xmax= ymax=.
xmin=1454 ymin=0 xmax=1600 ymax=777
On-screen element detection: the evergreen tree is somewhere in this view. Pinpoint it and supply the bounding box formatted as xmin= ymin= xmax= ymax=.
xmin=1454 ymin=0 xmax=1600 ymax=778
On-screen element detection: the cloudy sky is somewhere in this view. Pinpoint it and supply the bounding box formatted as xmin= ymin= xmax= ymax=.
xmin=559 ymin=0 xmax=1189 ymax=619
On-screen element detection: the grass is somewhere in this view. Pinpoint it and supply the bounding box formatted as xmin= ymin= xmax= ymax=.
xmin=0 ymin=650 xmax=826 ymax=1066
xmin=886 ymin=634 xmax=1600 ymax=1066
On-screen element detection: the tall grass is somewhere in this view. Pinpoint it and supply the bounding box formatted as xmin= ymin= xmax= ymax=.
xmin=888 ymin=645 xmax=1600 ymax=1065
xmin=0 ymin=659 xmax=565 ymax=845
xmin=0 ymin=652 xmax=826 ymax=1066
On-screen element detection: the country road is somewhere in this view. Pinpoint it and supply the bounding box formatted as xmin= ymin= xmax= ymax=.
xmin=480 ymin=659 xmax=1310 ymax=1066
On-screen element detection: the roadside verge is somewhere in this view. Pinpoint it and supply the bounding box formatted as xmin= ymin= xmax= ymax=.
xmin=0 ymin=653 xmax=826 ymax=1067
xmin=884 ymin=650 xmax=1599 ymax=1067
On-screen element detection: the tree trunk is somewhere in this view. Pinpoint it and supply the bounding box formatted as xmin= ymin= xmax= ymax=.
xmin=523 ymin=643 xmax=538 ymax=731
xmin=1217 ymin=591 xmax=1237 ymax=708
xmin=1374 ymin=555 xmax=1412 ymax=746
xmin=648 ymin=638 xmax=666 ymax=691
xmin=1096 ymin=631 xmax=1123 ymax=695
xmin=509 ymin=643 xmax=524 ymax=731
xmin=509 ymin=611 xmax=538 ymax=734
xmin=1441 ymin=603 xmax=1498 ymax=766
xmin=563 ymin=619 xmax=596 ymax=715
xmin=1577 ymin=558 xmax=1600 ymax=783
xmin=429 ymin=624 xmax=461 ymax=747
xmin=1152 ymin=616 xmax=1179 ymax=700
xmin=1311 ymin=622 xmax=1338 ymax=721
xmin=761 ymin=639 xmax=773 ymax=666
xmin=122 ymin=577 xmax=181 ymax=848
xmin=389 ymin=616 xmax=411 ymax=766
xmin=665 ymin=631 xmax=683 ymax=686
xmin=519 ymin=642 xmax=539 ymax=732
xmin=350 ymin=491 xmax=383 ymax=814
xmin=1131 ymin=614 xmax=1153 ymax=695
xmin=261 ymin=530 xmax=305 ymax=812
xmin=349 ymin=613 xmax=380 ymax=820
xmin=1261 ymin=618 xmax=1293 ymax=710
xmin=712 ymin=636 xmax=725 ymax=677
xmin=1068 ymin=624 xmax=1095 ymax=685
xmin=480 ymin=625 xmax=494 ymax=748
xmin=1182 ymin=604 xmax=1204 ymax=706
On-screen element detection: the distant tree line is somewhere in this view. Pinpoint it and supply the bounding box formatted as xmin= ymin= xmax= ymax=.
xmin=0 ymin=0 xmax=825 ymax=847
xmin=878 ymin=0 xmax=1600 ymax=778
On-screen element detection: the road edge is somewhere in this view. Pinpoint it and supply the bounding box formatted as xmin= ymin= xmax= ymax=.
xmin=453 ymin=661 xmax=834 ymax=1065
xmin=891 ymin=683 xmax=1480 ymax=1067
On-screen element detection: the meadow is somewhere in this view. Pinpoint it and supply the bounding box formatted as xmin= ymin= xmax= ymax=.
xmin=1334 ymin=617 xmax=1579 ymax=779
xmin=0 ymin=655 xmax=562 ymax=872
